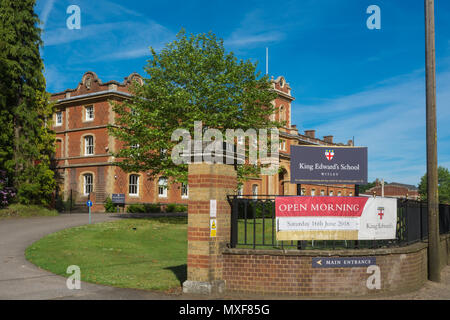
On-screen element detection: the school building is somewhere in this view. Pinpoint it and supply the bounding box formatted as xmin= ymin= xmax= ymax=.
xmin=50 ymin=71 xmax=355 ymax=212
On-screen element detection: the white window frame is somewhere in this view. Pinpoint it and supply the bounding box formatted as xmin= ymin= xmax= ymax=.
xmin=311 ymin=189 xmax=316 ymax=196
xmin=84 ymin=136 xmax=94 ymax=155
xmin=338 ymin=191 xmax=342 ymax=196
xmin=320 ymin=190 xmax=325 ymax=196
xmin=237 ymin=185 xmax=243 ymax=198
xmin=279 ymin=139 xmax=286 ymax=151
xmin=158 ymin=177 xmax=168 ymax=198
xmin=55 ymin=111 xmax=62 ymax=126
xmin=83 ymin=174 xmax=93 ymax=196
xmin=329 ymin=190 xmax=334 ymax=196
xmin=129 ymin=174 xmax=139 ymax=196
xmin=85 ymin=105 xmax=94 ymax=121
xmin=252 ymin=184 xmax=258 ymax=200
xmin=181 ymin=182 xmax=189 ymax=199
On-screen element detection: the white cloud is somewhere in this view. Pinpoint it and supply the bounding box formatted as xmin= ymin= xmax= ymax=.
xmin=40 ymin=0 xmax=55 ymax=28
xmin=225 ymin=9 xmax=286 ymax=50
xmin=292 ymin=69 xmax=450 ymax=185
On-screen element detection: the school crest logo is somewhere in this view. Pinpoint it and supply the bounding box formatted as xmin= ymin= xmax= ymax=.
xmin=325 ymin=149 xmax=334 ymax=161
xmin=377 ymin=207 xmax=384 ymax=220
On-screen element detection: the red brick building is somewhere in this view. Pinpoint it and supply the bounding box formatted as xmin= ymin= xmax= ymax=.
xmin=51 ymin=71 xmax=355 ymax=212
xmin=362 ymin=181 xmax=419 ymax=200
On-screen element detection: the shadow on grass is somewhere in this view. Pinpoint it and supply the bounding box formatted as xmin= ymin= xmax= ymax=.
xmin=164 ymin=264 xmax=187 ymax=285
xmin=112 ymin=214 xmax=187 ymax=224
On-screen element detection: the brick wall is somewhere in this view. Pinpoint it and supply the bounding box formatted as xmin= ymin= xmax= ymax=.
xmin=222 ymin=242 xmax=430 ymax=297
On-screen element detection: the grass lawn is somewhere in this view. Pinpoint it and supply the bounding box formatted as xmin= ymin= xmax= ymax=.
xmin=25 ymin=217 xmax=187 ymax=292
xmin=0 ymin=204 xmax=59 ymax=220
xmin=236 ymin=219 xmax=368 ymax=250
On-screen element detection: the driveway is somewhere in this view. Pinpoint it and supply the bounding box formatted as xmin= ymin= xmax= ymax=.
xmin=1 ymin=213 xmax=448 ymax=300
xmin=0 ymin=214 xmax=189 ymax=300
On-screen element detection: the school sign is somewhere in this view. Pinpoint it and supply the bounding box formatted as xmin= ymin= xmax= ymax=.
xmin=275 ymin=196 xmax=397 ymax=240
xmin=290 ymin=145 xmax=368 ymax=185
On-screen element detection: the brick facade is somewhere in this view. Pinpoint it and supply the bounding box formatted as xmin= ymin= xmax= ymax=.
xmin=51 ymin=72 xmax=355 ymax=212
xmin=363 ymin=182 xmax=420 ymax=200
xmin=222 ymin=245 xmax=428 ymax=297
xmin=183 ymin=163 xmax=237 ymax=294
xmin=221 ymin=234 xmax=450 ymax=297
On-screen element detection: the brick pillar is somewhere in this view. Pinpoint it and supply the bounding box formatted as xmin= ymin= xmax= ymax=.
xmin=182 ymin=163 xmax=237 ymax=294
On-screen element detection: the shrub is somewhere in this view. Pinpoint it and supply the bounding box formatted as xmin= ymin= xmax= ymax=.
xmin=144 ymin=203 xmax=161 ymax=213
xmin=238 ymin=201 xmax=273 ymax=219
xmin=165 ymin=203 xmax=177 ymax=213
xmin=126 ymin=204 xmax=146 ymax=213
xmin=104 ymin=196 xmax=118 ymax=213
xmin=0 ymin=170 xmax=15 ymax=208
xmin=175 ymin=204 xmax=187 ymax=212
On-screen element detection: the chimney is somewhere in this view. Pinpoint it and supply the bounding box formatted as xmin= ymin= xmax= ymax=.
xmin=323 ymin=135 xmax=333 ymax=144
xmin=304 ymin=130 xmax=315 ymax=138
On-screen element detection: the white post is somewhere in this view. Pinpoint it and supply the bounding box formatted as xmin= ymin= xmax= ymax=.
xmin=381 ymin=179 xmax=385 ymax=197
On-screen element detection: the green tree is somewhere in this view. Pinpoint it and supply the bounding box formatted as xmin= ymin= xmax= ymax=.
xmin=418 ymin=166 xmax=450 ymax=204
xmin=0 ymin=0 xmax=55 ymax=205
xmin=109 ymin=30 xmax=280 ymax=184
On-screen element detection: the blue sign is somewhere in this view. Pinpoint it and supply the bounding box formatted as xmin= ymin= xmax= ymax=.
xmin=290 ymin=145 xmax=368 ymax=185
xmin=312 ymin=257 xmax=376 ymax=268
xmin=86 ymin=200 xmax=93 ymax=207
xmin=112 ymin=193 xmax=125 ymax=204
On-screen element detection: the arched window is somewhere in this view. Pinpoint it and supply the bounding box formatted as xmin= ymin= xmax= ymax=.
xmin=279 ymin=106 xmax=285 ymax=122
xmin=129 ymin=174 xmax=139 ymax=196
xmin=84 ymin=135 xmax=94 ymax=155
xmin=329 ymin=190 xmax=334 ymax=196
xmin=83 ymin=173 xmax=93 ymax=196
xmin=158 ymin=177 xmax=168 ymax=198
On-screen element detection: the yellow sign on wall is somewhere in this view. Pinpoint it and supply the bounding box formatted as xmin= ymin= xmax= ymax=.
xmin=210 ymin=219 xmax=217 ymax=237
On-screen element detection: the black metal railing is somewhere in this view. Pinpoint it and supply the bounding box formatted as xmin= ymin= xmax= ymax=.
xmin=228 ymin=195 xmax=450 ymax=250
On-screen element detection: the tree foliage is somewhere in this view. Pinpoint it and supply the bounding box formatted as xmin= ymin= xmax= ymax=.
xmin=418 ymin=166 xmax=450 ymax=204
xmin=109 ymin=30 xmax=280 ymax=184
xmin=0 ymin=0 xmax=55 ymax=205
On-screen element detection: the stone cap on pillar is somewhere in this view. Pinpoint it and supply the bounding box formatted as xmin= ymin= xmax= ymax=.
xmin=180 ymin=141 xmax=246 ymax=165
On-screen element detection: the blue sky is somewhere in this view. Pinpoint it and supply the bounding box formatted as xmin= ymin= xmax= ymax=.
xmin=35 ymin=0 xmax=450 ymax=186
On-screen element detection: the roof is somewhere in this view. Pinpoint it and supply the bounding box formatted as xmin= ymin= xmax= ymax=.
xmin=387 ymin=182 xmax=419 ymax=191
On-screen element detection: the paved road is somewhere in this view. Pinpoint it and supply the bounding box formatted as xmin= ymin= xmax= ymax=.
xmin=1 ymin=214 xmax=448 ymax=300
xmin=0 ymin=214 xmax=191 ymax=300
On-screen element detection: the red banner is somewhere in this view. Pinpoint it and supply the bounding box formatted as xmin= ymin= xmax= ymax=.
xmin=275 ymin=196 xmax=368 ymax=217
